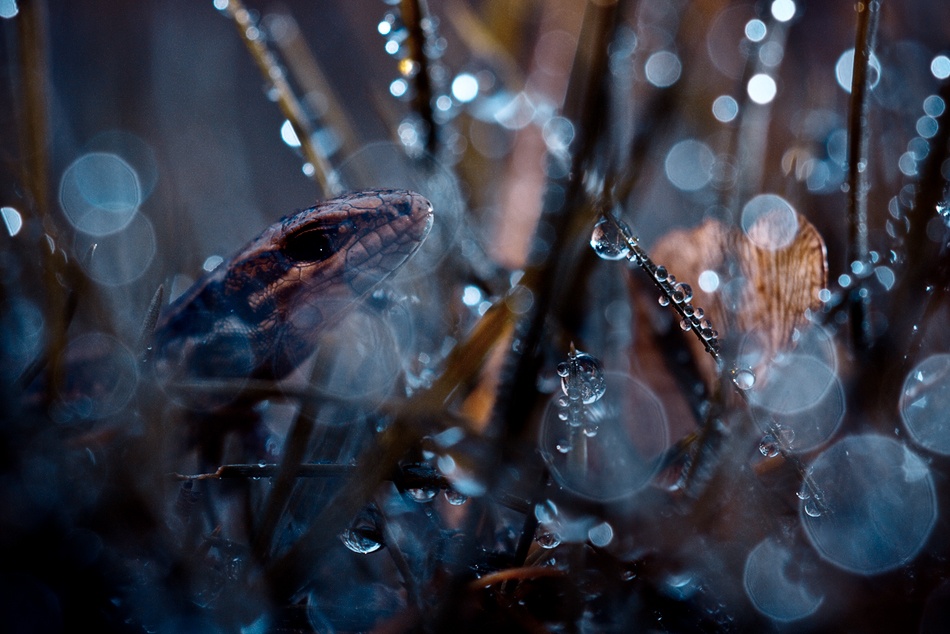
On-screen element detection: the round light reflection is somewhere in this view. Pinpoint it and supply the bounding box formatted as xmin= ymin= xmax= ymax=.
xmin=801 ymin=434 xmax=936 ymax=575
xmin=900 ymin=353 xmax=950 ymax=455
xmin=645 ymin=51 xmax=681 ymax=88
xmin=539 ymin=372 xmax=669 ymax=501
xmin=740 ymin=193 xmax=798 ymax=251
xmin=747 ymin=74 xmax=777 ymax=104
xmin=744 ymin=537 xmax=822 ymax=622
xmin=664 ymin=139 xmax=715 ymax=192
xmin=59 ymin=152 xmax=141 ymax=236
xmin=835 ymin=49 xmax=882 ymax=93
xmin=712 ymin=95 xmax=739 ymax=122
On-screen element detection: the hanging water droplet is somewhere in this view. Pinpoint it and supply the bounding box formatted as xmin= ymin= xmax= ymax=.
xmin=803 ymin=497 xmax=822 ymax=517
xmin=796 ymin=487 xmax=811 ymax=500
xmin=656 ymin=265 xmax=669 ymax=281
xmin=732 ymin=367 xmax=756 ymax=390
xmin=559 ymin=349 xmax=607 ymax=404
xmin=556 ymin=438 xmax=573 ymax=453
xmin=682 ymin=303 xmax=695 ymax=316
xmin=340 ymin=527 xmax=384 ymax=554
xmin=693 ymin=306 xmax=705 ymax=320
xmin=759 ymin=433 xmax=780 ymax=457
xmin=583 ymin=424 xmax=599 ymax=437
xmin=405 ymin=486 xmax=439 ymax=503
xmin=444 ymin=489 xmax=468 ymax=505
xmin=675 ymin=282 xmax=693 ymax=302
xmin=536 ymin=530 xmax=562 ymax=549
xmin=340 ymin=505 xmax=385 ymax=554
xmin=658 ymin=294 xmax=671 ymax=307
xmin=680 ymin=318 xmax=692 ymax=331
xmin=590 ymin=216 xmax=633 ymax=260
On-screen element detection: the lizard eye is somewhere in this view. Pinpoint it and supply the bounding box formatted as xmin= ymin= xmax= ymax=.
xmin=283 ymin=227 xmax=337 ymax=262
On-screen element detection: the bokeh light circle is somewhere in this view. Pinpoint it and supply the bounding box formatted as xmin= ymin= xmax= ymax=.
xmin=744 ymin=537 xmax=823 ymax=622
xmin=747 ymin=74 xmax=777 ymax=104
xmin=712 ymin=95 xmax=739 ymax=122
xmin=53 ymin=332 xmax=138 ymax=423
xmin=835 ymin=49 xmax=881 ymax=93
xmin=59 ymin=152 xmax=141 ymax=236
xmin=74 ymin=212 xmax=157 ymax=286
xmin=539 ymin=372 xmax=669 ymax=501
xmin=306 ymin=308 xmax=402 ymax=416
xmin=740 ymin=193 xmax=798 ymax=250
xmin=900 ymin=353 xmax=950 ymax=455
xmin=664 ymin=139 xmax=715 ymax=192
xmin=801 ymin=434 xmax=936 ymax=575
xmin=645 ymin=51 xmax=682 ymax=88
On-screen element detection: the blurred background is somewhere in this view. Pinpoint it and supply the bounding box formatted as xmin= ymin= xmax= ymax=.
xmin=3 ymin=0 xmax=950 ymax=632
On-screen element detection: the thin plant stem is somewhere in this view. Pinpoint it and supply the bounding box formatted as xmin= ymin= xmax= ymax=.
xmin=399 ymin=0 xmax=439 ymax=155
xmin=224 ymin=0 xmax=340 ymax=196
xmin=172 ymin=463 xmax=355 ymax=481
xmin=846 ymin=0 xmax=882 ymax=351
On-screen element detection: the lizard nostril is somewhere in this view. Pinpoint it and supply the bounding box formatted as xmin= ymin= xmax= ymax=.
xmin=393 ymin=200 xmax=412 ymax=216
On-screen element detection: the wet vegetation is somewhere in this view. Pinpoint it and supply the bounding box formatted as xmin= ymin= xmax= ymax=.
xmin=3 ymin=0 xmax=950 ymax=631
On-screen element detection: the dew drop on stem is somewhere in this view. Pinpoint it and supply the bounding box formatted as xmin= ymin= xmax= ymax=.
xmin=731 ymin=367 xmax=756 ymax=390
xmin=590 ymin=216 xmax=634 ymax=260
xmin=559 ymin=347 xmax=607 ymax=405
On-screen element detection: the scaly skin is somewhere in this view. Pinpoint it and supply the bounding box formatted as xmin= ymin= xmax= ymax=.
xmin=152 ymin=189 xmax=433 ymax=384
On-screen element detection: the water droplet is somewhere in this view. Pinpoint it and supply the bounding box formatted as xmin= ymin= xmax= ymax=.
xmin=444 ymin=489 xmax=468 ymax=505
xmin=590 ymin=216 xmax=633 ymax=260
xmin=655 ymin=265 xmax=669 ymax=281
xmin=732 ymin=367 xmax=756 ymax=390
xmin=803 ymin=497 xmax=822 ymax=518
xmin=796 ymin=487 xmax=811 ymax=500
xmin=680 ymin=318 xmax=692 ymax=331
xmin=675 ymin=283 xmax=693 ymax=303
xmin=340 ymin=505 xmax=385 ymax=554
xmin=341 ymin=528 xmax=384 ymax=554
xmin=405 ymin=487 xmax=438 ymax=503
xmin=537 ymin=530 xmax=562 ymax=549
xmin=559 ymin=349 xmax=607 ymax=404
xmin=658 ymin=294 xmax=671 ymax=307
xmin=758 ymin=434 xmax=780 ymax=457
xmin=556 ymin=438 xmax=573 ymax=453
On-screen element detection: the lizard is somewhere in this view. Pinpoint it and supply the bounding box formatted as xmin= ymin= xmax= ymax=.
xmin=151 ymin=189 xmax=433 ymax=397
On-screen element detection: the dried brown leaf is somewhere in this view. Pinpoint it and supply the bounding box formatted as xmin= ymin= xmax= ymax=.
xmin=649 ymin=212 xmax=828 ymax=384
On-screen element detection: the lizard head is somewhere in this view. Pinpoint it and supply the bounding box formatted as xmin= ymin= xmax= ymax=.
xmin=278 ymin=189 xmax=434 ymax=299
xmin=152 ymin=189 xmax=433 ymax=388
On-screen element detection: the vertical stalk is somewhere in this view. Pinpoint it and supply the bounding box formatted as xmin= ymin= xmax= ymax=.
xmin=399 ymin=0 xmax=439 ymax=155
xmin=846 ymin=0 xmax=881 ymax=351
xmin=224 ymin=0 xmax=340 ymax=196
xmin=16 ymin=0 xmax=65 ymax=400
